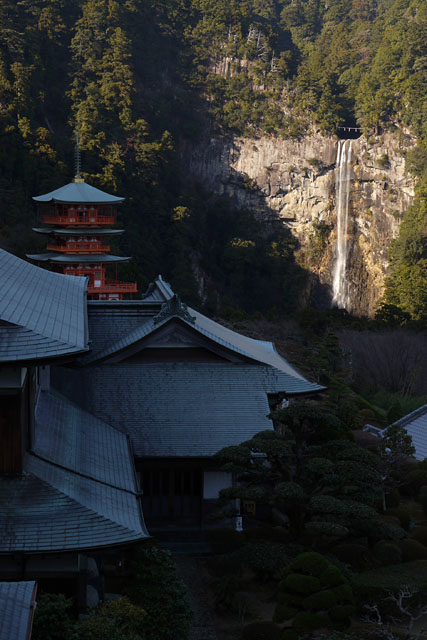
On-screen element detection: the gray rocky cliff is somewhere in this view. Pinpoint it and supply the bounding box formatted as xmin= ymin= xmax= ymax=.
xmin=182 ymin=131 xmax=416 ymax=316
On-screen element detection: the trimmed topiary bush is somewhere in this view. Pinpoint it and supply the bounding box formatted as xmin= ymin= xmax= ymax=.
xmin=281 ymin=573 xmax=321 ymax=595
xmin=332 ymin=543 xmax=370 ymax=572
xmin=240 ymin=621 xmax=281 ymax=640
xmin=237 ymin=542 xmax=290 ymax=579
xmin=273 ymin=552 xmax=355 ymax=635
xmin=400 ymin=538 xmax=427 ymax=561
xmin=373 ymin=541 xmax=402 ymax=566
xmin=410 ymin=526 xmax=427 ymax=547
xmin=385 ymin=507 xmax=412 ymax=531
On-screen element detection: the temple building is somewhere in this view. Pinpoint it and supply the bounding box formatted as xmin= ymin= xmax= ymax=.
xmin=0 ymin=170 xmax=325 ymax=607
xmin=0 ymin=249 xmax=148 ymax=605
xmin=53 ymin=276 xmax=324 ymax=529
xmin=27 ymin=178 xmax=136 ymax=300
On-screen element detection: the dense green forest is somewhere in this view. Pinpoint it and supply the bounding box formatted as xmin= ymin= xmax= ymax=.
xmin=0 ymin=0 xmax=425 ymax=318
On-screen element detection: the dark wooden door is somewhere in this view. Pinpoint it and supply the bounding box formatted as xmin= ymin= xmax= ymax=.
xmin=142 ymin=468 xmax=202 ymax=525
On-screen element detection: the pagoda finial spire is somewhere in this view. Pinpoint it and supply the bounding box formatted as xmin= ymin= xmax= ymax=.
xmin=74 ymin=130 xmax=84 ymax=183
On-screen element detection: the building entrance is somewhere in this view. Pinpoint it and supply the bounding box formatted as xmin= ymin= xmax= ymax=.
xmin=141 ymin=468 xmax=203 ymax=526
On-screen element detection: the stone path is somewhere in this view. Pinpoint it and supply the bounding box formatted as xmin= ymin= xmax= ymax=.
xmin=173 ymin=556 xmax=218 ymax=640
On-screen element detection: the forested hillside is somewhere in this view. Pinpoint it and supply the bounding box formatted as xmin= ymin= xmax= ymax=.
xmin=0 ymin=0 xmax=425 ymax=318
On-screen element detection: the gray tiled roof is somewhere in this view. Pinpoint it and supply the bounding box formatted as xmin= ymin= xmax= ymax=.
xmin=82 ymin=277 xmax=323 ymax=392
xmin=34 ymin=391 xmax=137 ymax=492
xmin=0 ymin=581 xmax=36 ymax=640
xmin=53 ymin=363 xmax=318 ymax=458
xmin=0 ymin=461 xmax=146 ymax=552
xmin=33 ymin=181 xmax=124 ymax=204
xmin=394 ymin=404 xmax=427 ymax=461
xmin=0 ymin=249 xmax=88 ymax=362
xmin=0 ymin=390 xmax=148 ymax=553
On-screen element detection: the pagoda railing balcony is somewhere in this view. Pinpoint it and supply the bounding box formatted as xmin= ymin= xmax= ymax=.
xmin=47 ymin=242 xmax=110 ymax=253
xmin=88 ymin=280 xmax=138 ymax=294
xmin=41 ymin=214 xmax=116 ymax=226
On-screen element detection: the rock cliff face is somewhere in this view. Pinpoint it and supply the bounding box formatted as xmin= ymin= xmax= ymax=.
xmin=182 ymin=130 xmax=415 ymax=316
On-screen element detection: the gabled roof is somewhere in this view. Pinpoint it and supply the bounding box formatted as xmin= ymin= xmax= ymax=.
xmin=33 ymin=180 xmax=124 ymax=204
xmin=0 ymin=392 xmax=148 ymax=553
xmin=84 ymin=276 xmax=323 ymax=392
xmin=34 ymin=391 xmax=137 ymax=492
xmin=393 ymin=404 xmax=427 ymax=461
xmin=53 ymin=363 xmax=320 ymax=458
xmin=0 ymin=249 xmax=89 ymax=362
xmin=0 ymin=581 xmax=36 ymax=640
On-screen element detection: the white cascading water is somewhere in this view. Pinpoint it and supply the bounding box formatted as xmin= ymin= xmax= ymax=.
xmin=332 ymin=139 xmax=353 ymax=309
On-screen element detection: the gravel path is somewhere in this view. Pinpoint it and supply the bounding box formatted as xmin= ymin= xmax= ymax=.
xmin=173 ymin=556 xmax=218 ymax=640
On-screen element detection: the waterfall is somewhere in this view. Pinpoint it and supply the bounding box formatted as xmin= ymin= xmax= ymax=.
xmin=332 ymin=139 xmax=353 ymax=309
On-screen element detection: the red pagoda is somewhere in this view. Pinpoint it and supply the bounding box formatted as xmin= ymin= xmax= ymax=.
xmin=27 ymin=176 xmax=137 ymax=300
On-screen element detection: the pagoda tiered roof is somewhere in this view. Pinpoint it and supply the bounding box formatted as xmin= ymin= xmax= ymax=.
xmin=26 ymin=253 xmax=130 ymax=264
xmin=32 ymin=228 xmax=124 ymax=236
xmin=33 ymin=180 xmax=124 ymax=204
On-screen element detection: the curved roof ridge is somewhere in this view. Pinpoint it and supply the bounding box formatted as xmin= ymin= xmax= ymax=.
xmin=0 ymin=249 xmax=89 ymax=359
xmin=33 ymin=180 xmax=124 ymax=204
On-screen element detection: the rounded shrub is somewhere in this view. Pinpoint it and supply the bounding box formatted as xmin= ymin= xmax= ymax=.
xmin=400 ymin=538 xmax=427 ymax=561
xmin=385 ymin=507 xmax=412 ymax=531
xmin=330 ymin=604 xmax=356 ymax=622
xmin=289 ymin=552 xmax=330 ymax=576
xmin=273 ymin=603 xmax=298 ymax=623
xmin=332 ymin=584 xmax=354 ymax=603
xmin=237 ymin=542 xmax=290 ymax=579
xmin=303 ymin=588 xmax=337 ymax=610
xmin=373 ymin=541 xmax=402 ymax=566
xmin=319 ymin=566 xmax=346 ymax=587
xmin=293 ymin=611 xmax=331 ymax=632
xmin=274 ymin=552 xmax=354 ymax=637
xmin=282 ymin=573 xmax=321 ymax=595
xmin=332 ymin=544 xmax=370 ymax=571
xmin=403 ymin=470 xmax=427 ymax=497
xmin=410 ymin=526 xmax=427 ymax=547
xmin=240 ymin=621 xmax=281 ymax=640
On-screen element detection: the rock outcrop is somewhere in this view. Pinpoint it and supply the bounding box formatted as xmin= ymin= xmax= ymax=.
xmin=182 ymin=130 xmax=416 ymax=316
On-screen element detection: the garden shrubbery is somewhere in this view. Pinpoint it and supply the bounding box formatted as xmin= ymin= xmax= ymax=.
xmin=400 ymin=538 xmax=427 ymax=561
xmin=32 ymin=595 xmax=147 ymax=640
xmin=273 ymin=552 xmax=355 ymax=635
xmin=372 ymin=541 xmax=402 ymax=566
xmin=123 ymin=546 xmax=192 ymax=640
